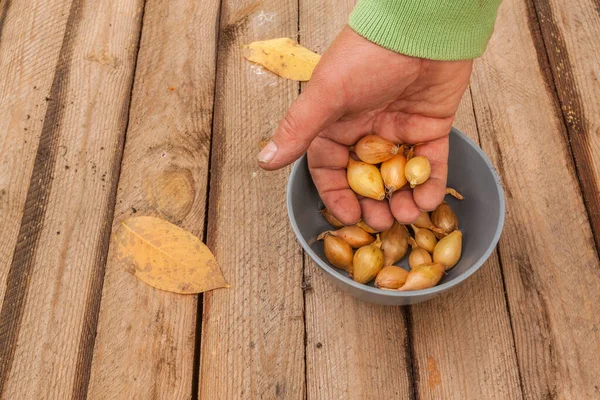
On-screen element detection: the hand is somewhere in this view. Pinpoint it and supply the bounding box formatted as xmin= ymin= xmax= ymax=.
xmin=258 ymin=27 xmax=472 ymax=231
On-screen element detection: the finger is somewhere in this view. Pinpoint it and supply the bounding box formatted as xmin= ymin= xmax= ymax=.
xmin=358 ymin=198 xmax=394 ymax=232
xmin=374 ymin=112 xmax=453 ymax=144
xmin=412 ymin=136 xmax=448 ymax=211
xmin=258 ymin=76 xmax=345 ymax=170
xmin=308 ymin=136 xmax=361 ymax=225
xmin=389 ymin=189 xmax=421 ymax=224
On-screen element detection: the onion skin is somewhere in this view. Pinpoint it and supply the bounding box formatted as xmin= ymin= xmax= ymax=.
xmin=380 ymin=222 xmax=409 ymax=266
xmin=352 ymin=241 xmax=384 ymax=284
xmin=408 ymin=237 xmax=432 ymax=269
xmin=404 ymin=156 xmax=431 ymax=188
xmin=318 ymin=226 xmax=374 ymax=249
xmin=323 ymin=234 xmax=354 ymax=274
xmin=375 ymin=266 xmax=409 ymax=289
xmin=321 ymin=208 xmax=345 ymax=229
xmin=347 ymin=158 xmax=386 ymax=201
xmin=433 ymin=230 xmax=462 ymax=270
xmin=380 ymin=154 xmax=408 ymax=196
xmin=397 ymin=262 xmax=445 ymax=291
xmin=356 ymin=220 xmax=379 ymax=234
xmin=413 ymin=211 xmax=443 ymax=234
xmin=411 ymin=224 xmax=438 ymax=254
xmin=354 ymin=135 xmax=399 ymax=164
xmin=431 ymin=202 xmax=459 ymax=235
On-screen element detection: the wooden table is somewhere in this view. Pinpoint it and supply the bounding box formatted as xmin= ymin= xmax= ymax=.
xmin=1 ymin=0 xmax=599 ymax=398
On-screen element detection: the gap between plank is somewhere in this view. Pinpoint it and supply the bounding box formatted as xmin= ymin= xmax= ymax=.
xmin=468 ymin=85 xmax=526 ymax=399
xmin=403 ymin=307 xmax=418 ymax=400
xmin=526 ymin=0 xmax=600 ymax=257
xmin=191 ymin=0 xmax=225 ymax=397
xmin=0 ymin=0 xmax=11 ymax=42
xmin=72 ymin=1 xmax=149 ymax=398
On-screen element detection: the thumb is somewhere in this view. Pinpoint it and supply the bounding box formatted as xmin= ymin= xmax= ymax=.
xmin=257 ymin=81 xmax=344 ymax=170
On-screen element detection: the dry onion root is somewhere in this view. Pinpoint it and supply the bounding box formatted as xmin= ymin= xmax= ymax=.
xmin=354 ymin=135 xmax=400 ymax=164
xmin=347 ymin=158 xmax=386 ymax=201
xmin=445 ymin=187 xmax=464 ymax=200
xmin=317 ymin=226 xmax=374 ymax=248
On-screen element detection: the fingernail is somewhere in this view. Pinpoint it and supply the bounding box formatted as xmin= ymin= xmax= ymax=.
xmin=257 ymin=140 xmax=277 ymax=164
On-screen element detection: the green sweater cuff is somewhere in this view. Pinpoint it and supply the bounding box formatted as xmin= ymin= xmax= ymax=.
xmin=349 ymin=0 xmax=502 ymax=60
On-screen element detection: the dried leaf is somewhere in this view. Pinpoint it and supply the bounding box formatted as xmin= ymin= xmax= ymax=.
xmin=242 ymin=38 xmax=321 ymax=81
xmin=114 ymin=216 xmax=229 ymax=294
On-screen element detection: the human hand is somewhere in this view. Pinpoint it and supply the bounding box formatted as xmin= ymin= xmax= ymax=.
xmin=257 ymin=27 xmax=472 ymax=231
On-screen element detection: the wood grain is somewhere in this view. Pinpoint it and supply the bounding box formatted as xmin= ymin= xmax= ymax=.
xmin=0 ymin=0 xmax=145 ymax=397
xmin=470 ymin=0 xmax=600 ymax=397
xmin=0 ymin=0 xmax=72 ymax=313
xmin=408 ymin=91 xmax=523 ymax=399
xmin=530 ymin=0 xmax=600 ymax=251
xmin=198 ymin=0 xmax=306 ymax=398
xmin=300 ymin=2 xmax=413 ymax=399
xmin=86 ymin=0 xmax=221 ymax=397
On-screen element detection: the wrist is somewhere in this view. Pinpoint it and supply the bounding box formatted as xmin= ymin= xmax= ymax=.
xmin=349 ymin=0 xmax=502 ymax=61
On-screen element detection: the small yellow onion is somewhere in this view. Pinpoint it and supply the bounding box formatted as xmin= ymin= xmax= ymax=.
xmin=320 ymin=208 xmax=345 ymax=228
xmin=352 ymin=236 xmax=384 ymax=284
xmin=398 ymin=262 xmax=445 ymax=291
xmin=318 ymin=226 xmax=374 ymax=249
xmin=380 ymin=222 xmax=409 ymax=266
xmin=431 ymin=202 xmax=459 ymax=235
xmin=354 ymin=135 xmax=399 ymax=164
xmin=356 ymin=220 xmax=379 ymax=234
xmin=411 ymin=224 xmax=437 ymax=254
xmin=433 ymin=230 xmax=462 ymax=270
xmin=413 ymin=210 xmax=443 ymax=234
xmin=445 ymin=187 xmax=464 ymax=200
xmin=404 ymin=155 xmax=431 ymax=188
xmin=323 ymin=234 xmax=354 ymax=274
xmin=347 ymin=158 xmax=386 ymax=201
xmin=408 ymin=237 xmax=432 ymax=269
xmin=380 ymin=154 xmax=408 ymax=197
xmin=375 ymin=266 xmax=409 ymax=289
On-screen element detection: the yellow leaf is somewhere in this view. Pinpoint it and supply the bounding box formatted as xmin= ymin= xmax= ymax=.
xmin=113 ymin=216 xmax=229 ymax=294
xmin=242 ymin=38 xmax=321 ymax=81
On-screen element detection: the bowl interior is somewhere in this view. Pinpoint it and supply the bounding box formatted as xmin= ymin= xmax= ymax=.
xmin=287 ymin=128 xmax=504 ymax=297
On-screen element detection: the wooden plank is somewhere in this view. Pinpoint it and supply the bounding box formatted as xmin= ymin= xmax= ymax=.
xmin=530 ymin=0 xmax=600 ymax=250
xmin=0 ymin=0 xmax=72 ymax=311
xmin=0 ymin=0 xmax=144 ymax=397
xmin=408 ymin=91 xmax=523 ymax=399
xmin=199 ymin=1 xmax=306 ymax=398
xmin=470 ymin=0 xmax=600 ymax=397
xmin=86 ymin=0 xmax=221 ymax=397
xmin=299 ymin=2 xmax=414 ymax=399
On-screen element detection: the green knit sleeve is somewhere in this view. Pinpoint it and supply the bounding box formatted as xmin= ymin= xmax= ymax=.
xmin=349 ymin=0 xmax=502 ymax=60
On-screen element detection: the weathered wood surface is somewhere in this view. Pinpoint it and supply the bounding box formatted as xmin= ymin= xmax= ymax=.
xmin=198 ymin=0 xmax=306 ymax=398
xmin=408 ymin=90 xmax=523 ymax=399
xmin=0 ymin=0 xmax=144 ymax=398
xmin=86 ymin=0 xmax=221 ymax=398
xmin=470 ymin=0 xmax=600 ymax=397
xmin=530 ymin=0 xmax=600 ymax=251
xmin=300 ymin=2 xmax=413 ymax=399
xmin=0 ymin=0 xmax=598 ymax=398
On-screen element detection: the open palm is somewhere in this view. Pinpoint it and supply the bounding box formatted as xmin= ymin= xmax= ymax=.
xmin=258 ymin=27 xmax=473 ymax=231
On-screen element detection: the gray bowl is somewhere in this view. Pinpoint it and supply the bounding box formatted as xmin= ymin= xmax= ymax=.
xmin=286 ymin=127 xmax=505 ymax=305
